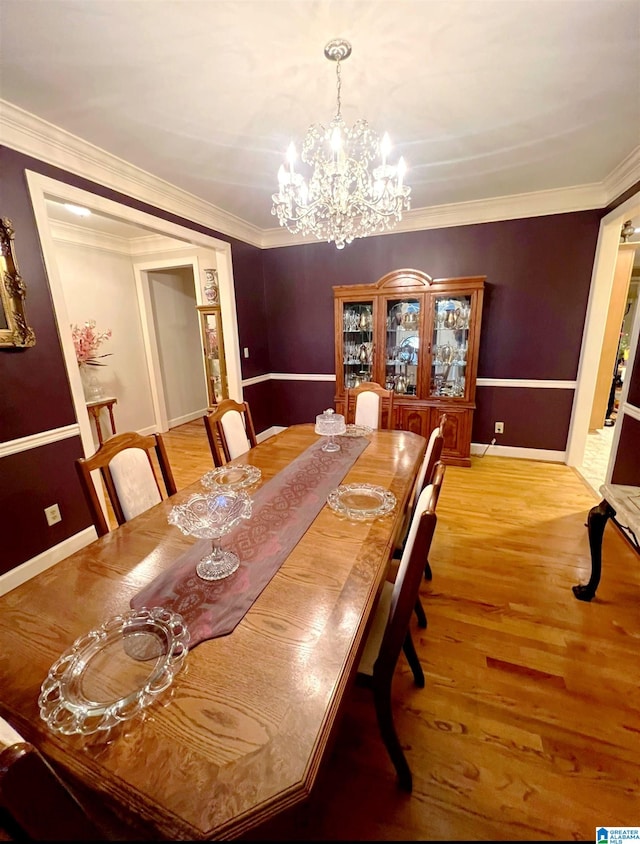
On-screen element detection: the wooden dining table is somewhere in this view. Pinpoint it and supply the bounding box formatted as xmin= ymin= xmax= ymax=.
xmin=0 ymin=423 xmax=426 ymax=840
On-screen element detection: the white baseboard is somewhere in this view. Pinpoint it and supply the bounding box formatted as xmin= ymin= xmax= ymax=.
xmin=257 ymin=426 xmax=286 ymax=443
xmin=137 ymin=423 xmax=160 ymax=436
xmin=0 ymin=527 xmax=97 ymax=597
xmin=470 ymin=442 xmax=566 ymax=462
xmin=168 ymin=408 xmax=208 ymax=429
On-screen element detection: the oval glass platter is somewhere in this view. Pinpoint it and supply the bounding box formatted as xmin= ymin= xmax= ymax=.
xmin=38 ymin=607 xmax=189 ymax=736
xmin=342 ymin=424 xmax=373 ymax=438
xmin=327 ymin=483 xmax=396 ymax=521
xmin=202 ymin=463 xmax=262 ymax=491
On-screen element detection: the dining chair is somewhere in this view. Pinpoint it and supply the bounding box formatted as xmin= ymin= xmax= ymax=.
xmin=0 ymin=716 xmax=104 ymax=840
xmin=388 ymin=460 xmax=446 ymax=630
xmin=203 ymin=398 xmax=257 ymax=465
xmin=75 ymin=430 xmax=177 ymax=537
xmin=393 ymin=413 xmax=446 ymax=577
xmin=356 ymin=482 xmax=438 ymax=792
xmin=347 ymin=381 xmax=395 ymax=429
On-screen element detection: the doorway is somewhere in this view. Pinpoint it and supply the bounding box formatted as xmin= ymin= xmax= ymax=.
xmin=147 ymin=264 xmax=207 ymax=427
xmin=567 ymin=189 xmax=640 ymax=490
xmin=26 ymin=170 xmax=243 ymax=462
xmin=577 ymin=253 xmax=639 ymax=493
xmin=135 ymin=259 xmax=211 ymax=432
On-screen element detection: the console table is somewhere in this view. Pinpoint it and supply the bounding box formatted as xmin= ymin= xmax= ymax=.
xmin=86 ymin=396 xmax=117 ymax=445
xmin=573 ymin=483 xmax=640 ymax=601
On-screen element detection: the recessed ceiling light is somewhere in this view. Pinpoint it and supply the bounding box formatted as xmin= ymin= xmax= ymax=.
xmin=63 ymin=203 xmax=91 ymax=217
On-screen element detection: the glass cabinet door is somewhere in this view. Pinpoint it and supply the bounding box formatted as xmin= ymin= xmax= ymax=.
xmin=199 ymin=307 xmax=228 ymax=406
xmin=430 ymin=294 xmax=472 ymax=399
xmin=384 ymin=297 xmax=421 ymax=395
xmin=342 ymin=301 xmax=374 ymax=389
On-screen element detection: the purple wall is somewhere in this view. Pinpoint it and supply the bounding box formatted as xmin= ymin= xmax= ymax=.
xmin=0 ymin=142 xmax=619 ymax=576
xmin=262 ymin=213 xmax=601 ymax=440
xmin=473 ymin=386 xmax=574 ymax=450
xmin=1 ymin=146 xmax=269 ymax=571
xmin=612 ymin=414 xmax=640 ymax=485
xmin=1 ymin=438 xmax=87 ymax=575
xmin=626 ymin=337 xmax=640 ymax=409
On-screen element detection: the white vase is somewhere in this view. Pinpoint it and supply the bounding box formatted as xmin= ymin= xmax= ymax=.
xmin=203 ymin=268 xmax=219 ymax=304
xmin=80 ymin=364 xmax=104 ymax=401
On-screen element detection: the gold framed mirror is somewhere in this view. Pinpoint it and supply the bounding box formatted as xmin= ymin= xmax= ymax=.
xmin=0 ymin=217 xmax=36 ymax=348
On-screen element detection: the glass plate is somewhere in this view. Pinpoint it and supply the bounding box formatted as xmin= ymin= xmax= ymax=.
xmin=38 ymin=607 xmax=190 ymax=736
xmin=201 ymin=463 xmax=262 ymax=490
xmin=326 ymin=483 xmax=396 ymax=521
xmin=342 ymin=424 xmax=373 ymax=438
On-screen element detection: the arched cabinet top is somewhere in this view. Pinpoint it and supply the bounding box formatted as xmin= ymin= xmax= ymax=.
xmin=333 ymin=268 xmax=486 ymax=296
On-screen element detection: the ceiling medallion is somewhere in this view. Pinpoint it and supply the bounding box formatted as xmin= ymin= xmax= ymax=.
xmin=271 ymin=39 xmax=411 ymax=250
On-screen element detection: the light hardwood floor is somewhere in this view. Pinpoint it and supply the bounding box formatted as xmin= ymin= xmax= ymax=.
xmin=160 ymin=421 xmax=640 ymax=840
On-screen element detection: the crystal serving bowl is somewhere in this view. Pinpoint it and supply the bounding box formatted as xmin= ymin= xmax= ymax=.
xmin=201 ymin=463 xmax=262 ymax=491
xmin=343 ymin=424 xmax=373 ymax=437
xmin=38 ymin=606 xmax=189 ymax=736
xmin=168 ymin=490 xmax=252 ymax=581
xmin=326 ymin=483 xmax=396 ymax=521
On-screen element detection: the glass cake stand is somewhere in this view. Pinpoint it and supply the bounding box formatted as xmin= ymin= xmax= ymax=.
xmin=315 ymin=408 xmax=346 ymax=452
xmin=168 ymin=490 xmax=252 ymax=581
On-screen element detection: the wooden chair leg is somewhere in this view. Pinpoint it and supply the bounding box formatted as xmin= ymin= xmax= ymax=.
xmin=402 ymin=631 xmax=425 ymax=688
xmin=414 ymin=597 xmax=427 ymax=629
xmin=423 ymin=558 xmax=433 ymax=580
xmin=372 ymin=676 xmax=413 ymax=792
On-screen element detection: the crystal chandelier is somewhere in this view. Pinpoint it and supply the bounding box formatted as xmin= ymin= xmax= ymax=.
xmin=271 ymin=39 xmax=411 ymax=250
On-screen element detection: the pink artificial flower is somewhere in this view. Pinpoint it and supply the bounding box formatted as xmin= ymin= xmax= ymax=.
xmin=71 ymin=320 xmax=112 ymax=366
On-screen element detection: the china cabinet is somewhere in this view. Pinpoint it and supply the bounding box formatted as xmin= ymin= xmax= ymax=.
xmin=334 ymin=268 xmax=485 ymax=466
xmin=197 ymin=305 xmax=229 ymax=408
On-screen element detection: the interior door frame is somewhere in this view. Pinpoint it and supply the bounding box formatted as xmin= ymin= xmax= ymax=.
xmin=26 ymin=170 xmax=243 ymax=460
xmin=567 ymin=188 xmax=640 ymax=466
xmin=134 ymin=257 xmax=206 ymax=433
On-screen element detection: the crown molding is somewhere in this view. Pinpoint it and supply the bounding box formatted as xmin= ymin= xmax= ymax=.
xmin=260 ymin=182 xmax=608 ymax=248
xmin=48 ymin=219 xmax=197 ymax=257
xmin=2 ymin=98 xmax=638 ymax=253
xmin=0 ymin=99 xmax=264 ymax=248
xmin=49 ymin=219 xmax=136 ymax=254
xmin=604 ymin=145 xmax=640 ymax=203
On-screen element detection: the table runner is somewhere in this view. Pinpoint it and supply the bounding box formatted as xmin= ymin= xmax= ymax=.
xmin=131 ymin=435 xmax=369 ymax=647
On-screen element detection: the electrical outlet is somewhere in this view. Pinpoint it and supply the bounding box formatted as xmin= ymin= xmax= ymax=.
xmin=494 ymin=422 xmax=504 ymax=434
xmin=44 ymin=503 xmax=62 ymax=526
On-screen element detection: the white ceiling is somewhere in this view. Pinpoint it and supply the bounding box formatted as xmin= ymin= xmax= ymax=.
xmin=2 ymin=0 xmax=640 ymax=233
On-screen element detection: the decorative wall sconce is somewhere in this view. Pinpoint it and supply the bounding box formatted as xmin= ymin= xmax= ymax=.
xmin=0 ymin=217 xmax=36 ymax=348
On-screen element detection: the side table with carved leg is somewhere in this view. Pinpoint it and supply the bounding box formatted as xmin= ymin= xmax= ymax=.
xmin=573 ymin=483 xmax=640 ymax=602
xmin=86 ymin=396 xmax=117 ymax=446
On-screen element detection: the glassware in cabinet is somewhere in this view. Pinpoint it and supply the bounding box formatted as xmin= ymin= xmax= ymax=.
xmin=197 ymin=306 xmax=229 ymax=407
xmin=333 ymin=270 xmax=484 ymax=467
xmin=342 ymin=300 xmax=374 ymax=389
xmin=430 ymin=294 xmax=472 ymax=399
xmin=384 ymin=296 xmax=421 ymax=395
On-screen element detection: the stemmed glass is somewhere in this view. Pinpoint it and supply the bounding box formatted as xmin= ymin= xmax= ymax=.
xmin=168 ymin=490 xmax=252 ymax=581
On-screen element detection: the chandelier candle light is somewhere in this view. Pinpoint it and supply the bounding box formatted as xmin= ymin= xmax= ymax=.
xmin=272 ymin=39 xmax=411 ymax=250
